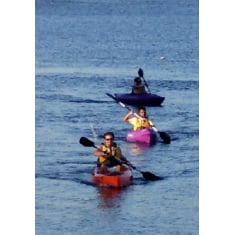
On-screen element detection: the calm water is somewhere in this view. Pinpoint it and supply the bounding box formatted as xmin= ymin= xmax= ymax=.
xmin=36 ymin=0 xmax=198 ymax=234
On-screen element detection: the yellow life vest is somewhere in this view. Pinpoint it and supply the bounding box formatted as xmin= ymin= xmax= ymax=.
xmin=131 ymin=117 xmax=152 ymax=131
xmin=98 ymin=144 xmax=122 ymax=163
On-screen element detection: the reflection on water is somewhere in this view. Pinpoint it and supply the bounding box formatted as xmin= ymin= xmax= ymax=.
xmin=96 ymin=187 xmax=128 ymax=209
xmin=123 ymin=142 xmax=151 ymax=156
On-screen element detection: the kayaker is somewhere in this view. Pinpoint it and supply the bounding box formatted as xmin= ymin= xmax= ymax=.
xmin=123 ymin=106 xmax=154 ymax=131
xmin=132 ymin=76 xmax=147 ymax=94
xmin=94 ymin=132 xmax=128 ymax=174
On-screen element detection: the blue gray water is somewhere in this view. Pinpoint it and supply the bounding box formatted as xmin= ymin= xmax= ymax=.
xmin=36 ymin=0 xmax=198 ymax=234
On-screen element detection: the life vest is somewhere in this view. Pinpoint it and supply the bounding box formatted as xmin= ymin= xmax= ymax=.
xmin=130 ymin=117 xmax=152 ymax=131
xmin=132 ymin=84 xmax=146 ymax=94
xmin=98 ymin=143 xmax=122 ymax=163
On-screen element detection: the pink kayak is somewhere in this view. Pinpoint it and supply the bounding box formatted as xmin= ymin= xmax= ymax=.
xmin=126 ymin=128 xmax=157 ymax=145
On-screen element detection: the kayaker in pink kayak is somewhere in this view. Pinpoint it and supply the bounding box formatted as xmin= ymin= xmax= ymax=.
xmin=123 ymin=106 xmax=154 ymax=131
xmin=94 ymin=132 xmax=128 ymax=174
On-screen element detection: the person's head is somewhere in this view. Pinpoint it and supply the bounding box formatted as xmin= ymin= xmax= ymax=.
xmin=134 ymin=77 xmax=142 ymax=85
xmin=138 ymin=106 xmax=147 ymax=118
xmin=103 ymin=132 xmax=115 ymax=147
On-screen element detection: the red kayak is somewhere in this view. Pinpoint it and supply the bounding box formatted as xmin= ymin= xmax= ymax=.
xmin=92 ymin=165 xmax=133 ymax=188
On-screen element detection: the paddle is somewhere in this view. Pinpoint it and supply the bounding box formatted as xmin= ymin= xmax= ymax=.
xmin=79 ymin=137 xmax=162 ymax=181
xmin=106 ymin=93 xmax=171 ymax=144
xmin=138 ymin=68 xmax=151 ymax=93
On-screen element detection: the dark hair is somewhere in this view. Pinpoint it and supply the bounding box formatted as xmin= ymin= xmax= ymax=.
xmin=138 ymin=106 xmax=146 ymax=112
xmin=103 ymin=132 xmax=115 ymax=139
xmin=134 ymin=77 xmax=141 ymax=83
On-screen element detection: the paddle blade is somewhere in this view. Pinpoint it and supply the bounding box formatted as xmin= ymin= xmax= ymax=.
xmin=138 ymin=68 xmax=144 ymax=77
xmin=141 ymin=171 xmax=162 ymax=181
xmin=141 ymin=171 xmax=163 ymax=181
xmin=106 ymin=93 xmax=117 ymax=102
xmin=159 ymin=131 xmax=171 ymax=144
xmin=79 ymin=137 xmax=95 ymax=147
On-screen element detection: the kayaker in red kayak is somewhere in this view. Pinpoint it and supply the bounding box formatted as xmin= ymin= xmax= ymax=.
xmin=94 ymin=132 xmax=128 ymax=174
xmin=123 ymin=106 xmax=154 ymax=131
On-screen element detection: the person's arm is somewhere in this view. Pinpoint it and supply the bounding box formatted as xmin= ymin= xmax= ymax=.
xmin=116 ymin=147 xmax=128 ymax=163
xmin=141 ymin=84 xmax=147 ymax=93
xmin=94 ymin=146 xmax=108 ymax=158
xmin=123 ymin=110 xmax=134 ymax=122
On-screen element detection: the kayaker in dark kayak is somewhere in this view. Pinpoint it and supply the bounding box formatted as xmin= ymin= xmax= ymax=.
xmin=94 ymin=132 xmax=128 ymax=174
xmin=132 ymin=76 xmax=147 ymax=94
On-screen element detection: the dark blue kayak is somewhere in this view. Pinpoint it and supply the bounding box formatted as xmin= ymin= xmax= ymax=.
xmin=114 ymin=93 xmax=165 ymax=106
